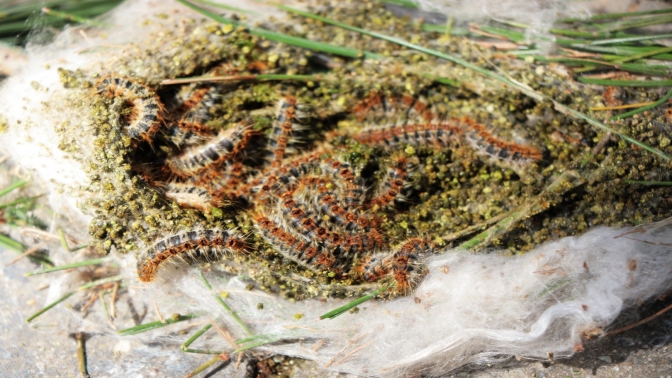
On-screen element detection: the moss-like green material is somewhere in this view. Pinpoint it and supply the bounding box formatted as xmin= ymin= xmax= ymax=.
xmin=55 ymin=3 xmax=672 ymax=300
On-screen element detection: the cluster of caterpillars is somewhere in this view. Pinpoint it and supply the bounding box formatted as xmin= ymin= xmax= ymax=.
xmin=96 ymin=78 xmax=542 ymax=295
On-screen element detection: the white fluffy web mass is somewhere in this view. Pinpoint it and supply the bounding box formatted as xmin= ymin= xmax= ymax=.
xmin=131 ymin=223 xmax=672 ymax=376
xmin=1 ymin=0 xmax=671 ymax=377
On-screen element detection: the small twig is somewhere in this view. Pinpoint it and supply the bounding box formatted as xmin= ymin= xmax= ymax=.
xmin=19 ymin=227 xmax=61 ymax=240
xmin=80 ymin=292 xmax=99 ymax=312
xmin=186 ymin=355 xmax=227 ymax=378
xmin=468 ymin=24 xmax=509 ymax=40
xmin=441 ymin=211 xmax=511 ymax=243
xmin=75 ymin=332 xmax=89 ymax=378
xmin=333 ymin=342 xmax=373 ymax=366
xmin=606 ymin=301 xmax=672 ymax=336
xmin=235 ymin=352 xmax=244 ymax=370
xmin=325 ymin=333 xmax=367 ymax=367
xmin=154 ymin=301 xmax=166 ymax=324
xmin=624 ymin=180 xmax=672 ymax=186
xmin=209 ymin=319 xmax=238 ymax=349
xmin=307 ymin=339 xmax=325 ymax=353
xmin=6 ymin=247 xmax=40 ymax=266
xmin=99 ymin=291 xmax=116 ymax=330
xmin=110 ymin=282 xmax=119 ymax=318
xmin=591 ymin=132 xmax=612 ymax=155
xmin=622 ymin=236 xmax=672 ymax=246
xmin=590 ymin=101 xmax=657 ymax=111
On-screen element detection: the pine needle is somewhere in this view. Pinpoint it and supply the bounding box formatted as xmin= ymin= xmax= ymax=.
xmin=117 ymin=313 xmax=200 ymax=336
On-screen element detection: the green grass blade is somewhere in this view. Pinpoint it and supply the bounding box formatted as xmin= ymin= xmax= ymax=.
xmin=187 ymin=356 xmax=224 ymax=377
xmin=175 ymin=0 xmax=381 ymax=59
xmin=577 ymin=78 xmax=672 ymax=87
xmin=610 ymin=87 xmax=672 ymax=121
xmin=233 ymin=335 xmax=282 ymax=353
xmin=41 ymin=7 xmax=108 ymax=27
xmin=532 ymin=56 xmax=670 ymax=76
xmin=0 ymin=195 xmax=43 ymax=210
xmin=118 ymin=313 xmax=200 ymax=336
xmin=625 ymin=180 xmax=672 ymax=186
xmin=26 ymin=275 xmax=123 ymax=323
xmin=24 ymin=257 xmax=109 ymax=276
xmin=192 ymin=0 xmax=253 ymax=14
xmin=0 ymin=233 xmax=25 ymax=253
xmin=277 ymin=3 xmax=669 ymax=161
xmin=374 ymin=0 xmax=419 ymax=8
xmin=598 ymin=14 xmax=672 ymax=33
xmin=25 ymin=291 xmax=76 ymax=323
xmin=180 ymin=323 xmax=224 ymax=354
xmin=320 ymin=285 xmax=391 ymax=320
xmin=477 ymin=25 xmax=526 ymax=43
xmin=197 ymin=271 xmax=253 ymax=336
xmin=560 ymin=8 xmax=672 ymax=22
xmin=421 ymin=23 xmax=468 ymax=35
xmin=0 ymin=179 xmax=28 ymax=198
xmin=549 ymin=28 xmax=616 ymax=39
xmin=588 ymin=33 xmax=672 ymax=45
xmin=612 ymin=46 xmax=672 ymax=64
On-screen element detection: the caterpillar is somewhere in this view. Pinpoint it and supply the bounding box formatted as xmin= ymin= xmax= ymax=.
xmin=366 ymin=156 xmax=410 ymax=209
xmin=174 ymin=84 xmax=223 ymax=123
xmin=165 ymin=121 xmax=215 ymax=148
xmin=164 ymin=182 xmax=229 ymax=211
xmin=354 ymin=121 xmax=463 ymax=149
xmin=137 ymin=229 xmax=248 ymax=282
xmin=461 ymin=117 xmax=542 ymax=168
xmin=388 ymin=238 xmax=434 ymax=294
xmin=353 ymin=93 xmax=434 ymax=123
xmin=96 ymin=77 xmax=164 ymax=141
xmin=167 ymin=123 xmax=252 ymax=177
xmin=253 ymin=214 xmax=324 ymax=273
xmin=268 ymin=96 xmax=307 ymax=167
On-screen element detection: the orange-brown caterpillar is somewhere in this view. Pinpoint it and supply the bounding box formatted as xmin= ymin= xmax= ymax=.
xmin=137 ymin=229 xmax=248 ymax=282
xmin=355 ymin=238 xmax=433 ymax=294
xmin=461 ymin=117 xmax=542 ymax=167
xmin=367 ymin=155 xmax=410 ymax=209
xmin=96 ymin=77 xmax=164 ymax=141
xmin=268 ymin=96 xmax=306 ymax=167
xmin=167 ymin=123 xmax=252 ymax=177
xmin=355 ymin=94 xmax=541 ymax=169
xmin=354 ymin=121 xmax=464 ymax=148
